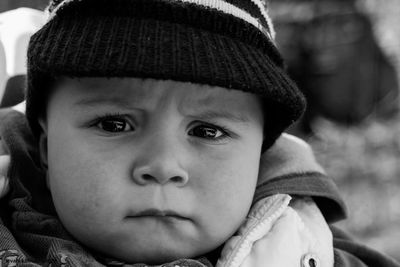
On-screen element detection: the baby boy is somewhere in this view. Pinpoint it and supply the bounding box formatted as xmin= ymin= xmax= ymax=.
xmin=1 ymin=0 xmax=398 ymax=266
xmin=26 ymin=0 xmax=308 ymax=263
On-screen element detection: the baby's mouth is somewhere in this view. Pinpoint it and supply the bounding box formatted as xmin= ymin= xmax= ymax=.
xmin=127 ymin=209 xmax=190 ymax=221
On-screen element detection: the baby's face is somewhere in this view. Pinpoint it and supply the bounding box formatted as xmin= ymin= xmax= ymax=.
xmin=42 ymin=78 xmax=264 ymax=264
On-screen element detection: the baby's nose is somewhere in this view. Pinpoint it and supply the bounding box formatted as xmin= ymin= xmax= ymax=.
xmin=132 ymin=163 xmax=189 ymax=186
xmin=131 ymin=123 xmax=190 ymax=186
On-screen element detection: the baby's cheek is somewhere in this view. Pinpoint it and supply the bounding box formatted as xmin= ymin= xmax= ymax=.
xmin=48 ymin=156 xmax=117 ymax=227
xmin=195 ymin=172 xmax=255 ymax=245
xmin=49 ymin=171 xmax=124 ymax=251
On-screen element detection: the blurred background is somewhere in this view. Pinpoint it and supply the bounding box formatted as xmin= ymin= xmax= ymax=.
xmin=270 ymin=0 xmax=400 ymax=261
xmin=0 ymin=0 xmax=399 ymax=262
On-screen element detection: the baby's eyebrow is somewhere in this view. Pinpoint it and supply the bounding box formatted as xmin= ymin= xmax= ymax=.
xmin=73 ymin=96 xmax=138 ymax=110
xmin=190 ymin=110 xmax=251 ymax=124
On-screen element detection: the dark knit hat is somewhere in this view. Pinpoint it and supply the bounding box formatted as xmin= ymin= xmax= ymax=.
xmin=26 ymin=0 xmax=306 ymax=147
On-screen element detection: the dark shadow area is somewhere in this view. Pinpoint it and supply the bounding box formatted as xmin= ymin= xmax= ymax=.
xmin=0 ymin=75 xmax=26 ymax=108
xmin=270 ymin=0 xmax=399 ymax=137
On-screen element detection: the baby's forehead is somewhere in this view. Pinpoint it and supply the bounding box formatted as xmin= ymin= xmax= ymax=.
xmin=64 ymin=77 xmax=262 ymax=116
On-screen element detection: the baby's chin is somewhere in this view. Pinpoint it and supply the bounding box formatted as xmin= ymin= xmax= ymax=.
xmin=74 ymin=226 xmax=226 ymax=265
xmin=99 ymin=240 xmax=218 ymax=265
xmin=126 ymin=249 xmax=198 ymax=265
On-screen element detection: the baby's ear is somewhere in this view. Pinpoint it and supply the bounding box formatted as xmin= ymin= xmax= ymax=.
xmin=38 ymin=118 xmax=49 ymax=187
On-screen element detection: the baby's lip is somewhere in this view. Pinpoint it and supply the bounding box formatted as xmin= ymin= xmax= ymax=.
xmin=127 ymin=209 xmax=190 ymax=221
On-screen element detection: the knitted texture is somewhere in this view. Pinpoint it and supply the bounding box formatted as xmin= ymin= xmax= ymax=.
xmin=26 ymin=0 xmax=306 ymax=146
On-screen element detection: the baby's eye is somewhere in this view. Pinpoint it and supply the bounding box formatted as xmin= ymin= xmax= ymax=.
xmin=96 ymin=117 xmax=133 ymax=133
xmin=188 ymin=124 xmax=228 ymax=140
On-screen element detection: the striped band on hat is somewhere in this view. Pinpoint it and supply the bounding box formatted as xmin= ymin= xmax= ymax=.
xmin=46 ymin=0 xmax=275 ymax=40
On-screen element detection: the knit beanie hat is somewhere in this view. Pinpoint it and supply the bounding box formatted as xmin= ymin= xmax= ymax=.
xmin=26 ymin=0 xmax=306 ymax=148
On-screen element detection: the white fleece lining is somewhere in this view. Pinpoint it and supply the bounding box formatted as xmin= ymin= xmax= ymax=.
xmin=216 ymin=194 xmax=292 ymax=267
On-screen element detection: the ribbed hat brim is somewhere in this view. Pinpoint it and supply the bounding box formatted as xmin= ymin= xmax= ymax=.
xmin=27 ymin=16 xmax=306 ymax=139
